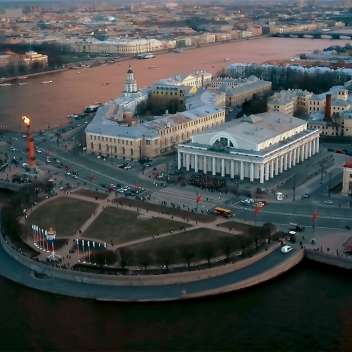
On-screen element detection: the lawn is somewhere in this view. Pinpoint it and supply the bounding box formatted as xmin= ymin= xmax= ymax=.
xmin=73 ymin=189 xmax=108 ymax=200
xmin=117 ymin=198 xmax=216 ymax=222
xmin=83 ymin=207 xmax=190 ymax=244
xmin=26 ymin=197 xmax=97 ymax=238
xmin=125 ymin=228 xmax=247 ymax=266
xmin=218 ymin=221 xmax=259 ymax=234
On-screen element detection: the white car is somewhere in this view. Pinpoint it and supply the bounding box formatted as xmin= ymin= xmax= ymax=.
xmin=281 ymin=245 xmax=293 ymax=254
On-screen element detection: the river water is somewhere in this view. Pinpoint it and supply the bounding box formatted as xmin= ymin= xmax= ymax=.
xmin=1 ymin=262 xmax=352 ymax=351
xmin=0 ymin=38 xmax=349 ymax=131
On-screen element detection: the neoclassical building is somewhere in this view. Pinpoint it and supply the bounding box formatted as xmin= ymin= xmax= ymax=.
xmin=85 ymin=67 xmax=225 ymax=160
xmin=177 ymin=112 xmax=320 ymax=184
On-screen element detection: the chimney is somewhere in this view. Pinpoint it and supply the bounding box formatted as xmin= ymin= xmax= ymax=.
xmin=325 ymin=94 xmax=332 ymax=120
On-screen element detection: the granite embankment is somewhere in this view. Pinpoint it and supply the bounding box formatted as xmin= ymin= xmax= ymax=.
xmin=0 ymin=231 xmax=304 ymax=301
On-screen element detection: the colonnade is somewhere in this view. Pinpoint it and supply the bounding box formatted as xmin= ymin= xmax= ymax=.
xmin=178 ymin=135 xmax=319 ymax=184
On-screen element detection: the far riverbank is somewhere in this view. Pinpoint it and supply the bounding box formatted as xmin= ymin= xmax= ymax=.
xmin=0 ymin=37 xmax=349 ymax=132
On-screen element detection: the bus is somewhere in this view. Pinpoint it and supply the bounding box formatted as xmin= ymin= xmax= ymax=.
xmin=213 ymin=207 xmax=233 ymax=218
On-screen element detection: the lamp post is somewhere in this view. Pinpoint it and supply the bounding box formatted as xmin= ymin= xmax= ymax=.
xmin=46 ymin=227 xmax=57 ymax=260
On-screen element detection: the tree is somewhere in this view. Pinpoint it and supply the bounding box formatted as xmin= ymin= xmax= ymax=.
xmin=179 ymin=246 xmax=194 ymax=270
xmin=260 ymin=222 xmax=277 ymax=244
xmin=117 ymin=248 xmax=133 ymax=270
xmin=199 ymin=242 xmax=215 ymax=266
xmin=220 ymin=238 xmax=232 ymax=262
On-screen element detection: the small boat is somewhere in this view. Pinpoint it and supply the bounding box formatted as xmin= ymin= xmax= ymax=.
xmin=41 ymin=80 xmax=53 ymax=84
xmin=0 ymin=83 xmax=12 ymax=87
xmin=18 ymin=82 xmax=28 ymax=86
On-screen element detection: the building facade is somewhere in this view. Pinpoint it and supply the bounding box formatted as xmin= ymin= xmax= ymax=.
xmin=209 ymin=76 xmax=272 ymax=107
xmin=342 ymin=161 xmax=352 ymax=195
xmin=177 ymin=112 xmax=319 ymax=184
xmin=85 ymin=69 xmax=225 ymax=160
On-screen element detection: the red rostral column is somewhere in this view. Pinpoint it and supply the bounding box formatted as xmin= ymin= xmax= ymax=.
xmin=21 ymin=115 xmax=36 ymax=167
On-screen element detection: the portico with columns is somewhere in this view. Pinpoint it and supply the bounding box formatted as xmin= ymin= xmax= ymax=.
xmin=177 ymin=112 xmax=320 ymax=184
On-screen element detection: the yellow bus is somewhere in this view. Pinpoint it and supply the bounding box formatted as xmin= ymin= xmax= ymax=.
xmin=213 ymin=207 xmax=233 ymax=218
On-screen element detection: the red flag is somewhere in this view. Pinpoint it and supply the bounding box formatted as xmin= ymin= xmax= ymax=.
xmin=196 ymin=194 xmax=203 ymax=204
xmin=312 ymin=210 xmax=319 ymax=223
xmin=254 ymin=205 xmax=262 ymax=215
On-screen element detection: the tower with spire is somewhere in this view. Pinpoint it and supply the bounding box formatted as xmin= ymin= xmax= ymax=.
xmin=123 ymin=65 xmax=138 ymax=96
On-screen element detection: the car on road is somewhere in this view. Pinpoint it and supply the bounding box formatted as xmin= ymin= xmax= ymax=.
xmin=323 ymin=200 xmax=334 ymax=205
xmin=240 ymin=198 xmax=254 ymax=206
xmin=255 ymin=201 xmax=266 ymax=208
xmin=281 ymin=245 xmax=293 ymax=254
xmin=303 ymin=193 xmax=310 ymax=199
xmin=124 ymin=165 xmax=132 ymax=170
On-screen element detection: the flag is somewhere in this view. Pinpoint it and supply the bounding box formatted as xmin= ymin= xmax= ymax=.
xmin=254 ymin=205 xmax=262 ymax=215
xmin=196 ymin=194 xmax=203 ymax=204
xmin=312 ymin=210 xmax=319 ymax=223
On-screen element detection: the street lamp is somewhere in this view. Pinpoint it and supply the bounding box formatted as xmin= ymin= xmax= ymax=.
xmin=46 ymin=227 xmax=57 ymax=260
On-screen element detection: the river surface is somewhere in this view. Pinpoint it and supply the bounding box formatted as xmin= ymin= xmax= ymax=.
xmin=0 ymin=262 xmax=352 ymax=351
xmin=0 ymin=37 xmax=350 ymax=132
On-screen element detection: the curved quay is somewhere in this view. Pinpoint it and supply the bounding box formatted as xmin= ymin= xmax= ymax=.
xmin=0 ymin=231 xmax=304 ymax=302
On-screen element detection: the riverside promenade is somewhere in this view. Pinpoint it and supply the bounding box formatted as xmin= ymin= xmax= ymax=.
xmin=0 ymin=231 xmax=304 ymax=301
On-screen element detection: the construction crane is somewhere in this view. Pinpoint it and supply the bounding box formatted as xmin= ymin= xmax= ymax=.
xmin=21 ymin=115 xmax=36 ymax=167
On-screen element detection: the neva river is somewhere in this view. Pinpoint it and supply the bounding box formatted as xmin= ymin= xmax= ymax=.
xmin=0 ymin=37 xmax=349 ymax=131
xmin=0 ymin=262 xmax=352 ymax=351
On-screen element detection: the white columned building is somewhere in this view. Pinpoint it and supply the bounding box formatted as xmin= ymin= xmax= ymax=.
xmin=177 ymin=112 xmax=320 ymax=184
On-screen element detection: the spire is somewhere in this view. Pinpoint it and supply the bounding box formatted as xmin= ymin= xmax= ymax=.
xmin=124 ymin=65 xmax=138 ymax=96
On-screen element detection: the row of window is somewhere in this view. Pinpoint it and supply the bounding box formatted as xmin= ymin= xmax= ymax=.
xmin=89 ymin=135 xmax=134 ymax=145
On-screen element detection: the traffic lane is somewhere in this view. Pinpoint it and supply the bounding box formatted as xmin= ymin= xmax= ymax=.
xmin=233 ymin=207 xmax=352 ymax=230
xmin=36 ymin=143 xmax=154 ymax=189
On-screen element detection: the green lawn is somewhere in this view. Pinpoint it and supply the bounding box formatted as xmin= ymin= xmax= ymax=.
xmin=73 ymin=189 xmax=108 ymax=200
xmin=26 ymin=197 xmax=97 ymax=238
xmin=83 ymin=207 xmax=189 ymax=244
xmin=125 ymin=228 xmax=246 ymax=266
xmin=117 ymin=198 xmax=216 ymax=222
xmin=218 ymin=221 xmax=259 ymax=234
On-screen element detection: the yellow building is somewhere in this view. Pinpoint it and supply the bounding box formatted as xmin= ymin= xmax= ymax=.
xmin=22 ymin=51 xmax=48 ymax=67
xmin=85 ymin=69 xmax=225 ymax=160
xmin=86 ymin=97 xmax=225 ymax=160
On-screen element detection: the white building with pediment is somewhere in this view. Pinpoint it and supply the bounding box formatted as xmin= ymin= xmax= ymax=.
xmin=177 ymin=112 xmax=320 ymax=184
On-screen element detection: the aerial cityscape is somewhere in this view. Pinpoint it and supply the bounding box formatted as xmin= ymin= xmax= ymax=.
xmin=1 ymin=0 xmax=352 ymax=351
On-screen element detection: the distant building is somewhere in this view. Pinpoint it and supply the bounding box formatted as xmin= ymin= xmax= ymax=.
xmin=268 ymin=85 xmax=352 ymax=137
xmin=209 ymin=76 xmax=272 ymax=107
xmin=22 ymin=51 xmax=48 ymax=67
xmin=151 ymin=71 xmax=212 ymax=105
xmin=342 ymin=161 xmax=352 ymax=195
xmin=268 ymin=89 xmax=312 ymax=115
xmin=72 ymin=38 xmax=167 ymax=55
xmin=177 ymin=112 xmax=319 ymax=184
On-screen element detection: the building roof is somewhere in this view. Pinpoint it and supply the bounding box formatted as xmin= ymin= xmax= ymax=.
xmin=191 ymin=112 xmax=307 ymax=151
xmin=86 ymin=89 xmax=225 ymax=139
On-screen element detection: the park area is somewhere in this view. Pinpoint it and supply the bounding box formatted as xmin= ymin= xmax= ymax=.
xmin=83 ymin=207 xmax=190 ymax=244
xmin=26 ymin=197 xmax=97 ymax=238
xmin=118 ymin=228 xmax=251 ymax=268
